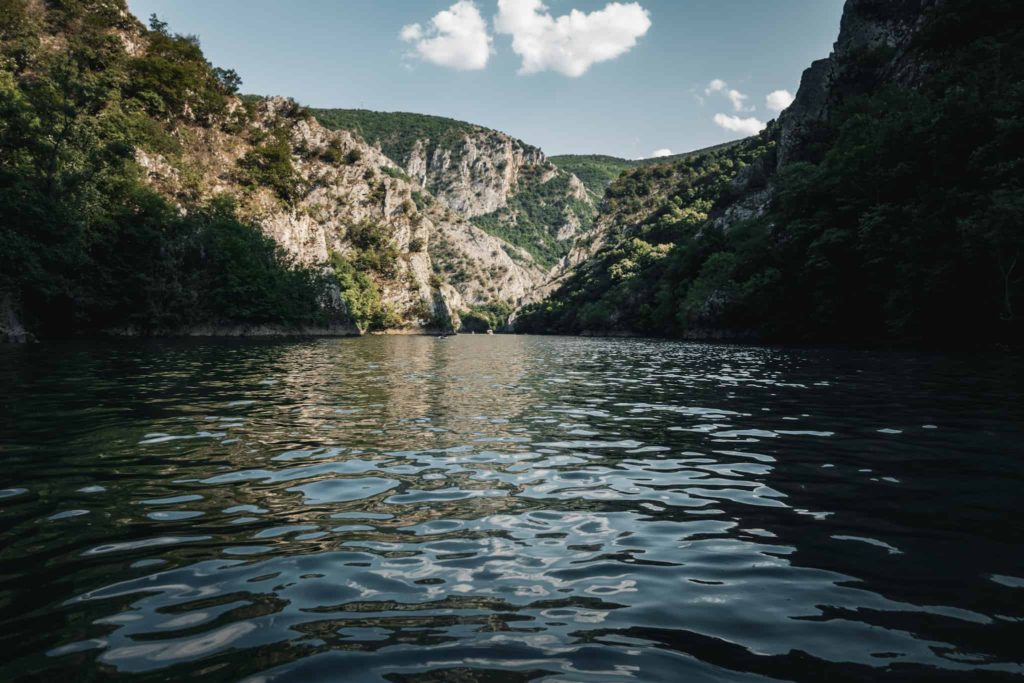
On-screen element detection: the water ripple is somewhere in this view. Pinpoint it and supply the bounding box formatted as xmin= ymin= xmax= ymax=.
xmin=1 ymin=336 xmax=1022 ymax=681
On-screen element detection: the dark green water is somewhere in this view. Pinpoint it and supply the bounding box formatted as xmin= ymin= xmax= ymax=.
xmin=1 ymin=336 xmax=1022 ymax=682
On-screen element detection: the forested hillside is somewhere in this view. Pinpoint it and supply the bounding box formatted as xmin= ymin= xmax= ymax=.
xmin=522 ymin=0 xmax=1024 ymax=346
xmin=0 ymin=1 xmax=334 ymax=336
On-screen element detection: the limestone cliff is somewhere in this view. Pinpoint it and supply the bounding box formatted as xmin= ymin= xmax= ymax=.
xmin=312 ymin=110 xmax=596 ymax=271
xmin=137 ymin=98 xmax=549 ymax=329
xmin=405 ymin=129 xmax=545 ymax=218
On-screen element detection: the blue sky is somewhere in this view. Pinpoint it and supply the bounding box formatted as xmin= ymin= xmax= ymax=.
xmin=126 ymin=1 xmax=844 ymax=158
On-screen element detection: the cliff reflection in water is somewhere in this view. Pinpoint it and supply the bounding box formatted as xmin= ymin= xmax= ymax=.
xmin=0 ymin=336 xmax=1022 ymax=682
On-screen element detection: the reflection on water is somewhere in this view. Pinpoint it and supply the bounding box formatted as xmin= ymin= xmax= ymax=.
xmin=1 ymin=336 xmax=1023 ymax=682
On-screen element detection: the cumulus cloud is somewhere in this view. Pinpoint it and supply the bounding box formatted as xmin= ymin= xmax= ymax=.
xmin=704 ymin=79 xmax=752 ymax=112
xmin=705 ymin=79 xmax=727 ymax=95
xmin=713 ymin=113 xmax=766 ymax=137
xmin=494 ymin=0 xmax=652 ymax=77
xmin=766 ymin=89 xmax=795 ymax=113
xmin=401 ymin=1 xmax=492 ymax=71
xmin=650 ymin=148 xmax=673 ymax=158
xmin=726 ymin=89 xmax=750 ymax=112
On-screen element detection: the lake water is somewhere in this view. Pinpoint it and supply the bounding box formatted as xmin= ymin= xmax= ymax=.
xmin=1 ymin=336 xmax=1022 ymax=682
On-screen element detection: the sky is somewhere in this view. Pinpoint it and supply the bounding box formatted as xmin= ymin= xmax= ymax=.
xmin=125 ymin=0 xmax=845 ymax=159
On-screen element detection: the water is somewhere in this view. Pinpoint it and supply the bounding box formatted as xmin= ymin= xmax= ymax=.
xmin=1 ymin=336 xmax=1022 ymax=682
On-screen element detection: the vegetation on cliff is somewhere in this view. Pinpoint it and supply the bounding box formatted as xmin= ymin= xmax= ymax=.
xmin=471 ymin=165 xmax=595 ymax=268
xmin=314 ymin=108 xmax=591 ymax=271
xmin=0 ymin=3 xmax=341 ymax=335
xmin=519 ymin=136 xmax=775 ymax=334
xmin=523 ymin=0 xmax=1024 ymax=345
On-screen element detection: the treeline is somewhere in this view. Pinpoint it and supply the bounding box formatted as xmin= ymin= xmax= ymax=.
xmin=549 ymin=142 xmax=740 ymax=197
xmin=521 ymin=0 xmax=1023 ymax=346
xmin=0 ymin=1 xmax=336 ymax=336
xmin=312 ymin=109 xmax=487 ymax=168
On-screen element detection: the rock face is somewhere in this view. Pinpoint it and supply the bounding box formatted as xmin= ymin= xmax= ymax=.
xmin=1 ymin=294 xmax=31 ymax=343
xmin=407 ymin=130 xmax=595 ymax=263
xmin=406 ymin=131 xmax=545 ymax=219
xmin=138 ymin=98 xmax=551 ymax=329
xmin=695 ymin=0 xmax=947 ymax=239
xmin=313 ymin=110 xmax=597 ymax=273
xmin=775 ymin=0 xmax=943 ymax=167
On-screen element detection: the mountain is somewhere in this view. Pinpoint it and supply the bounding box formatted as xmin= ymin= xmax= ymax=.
xmin=3 ymin=0 xmax=1019 ymax=346
xmin=521 ymin=0 xmax=1024 ymax=346
xmin=0 ymin=2 xmax=559 ymax=339
xmin=312 ymin=109 xmax=595 ymax=270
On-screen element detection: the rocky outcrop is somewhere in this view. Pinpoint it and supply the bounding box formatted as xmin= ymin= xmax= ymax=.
xmin=404 ymin=129 xmax=597 ymax=270
xmin=312 ymin=110 xmax=597 ymax=284
xmin=776 ymin=0 xmax=943 ymax=167
xmin=406 ymin=131 xmax=545 ymax=219
xmin=1 ymin=294 xmax=31 ymax=343
xmin=431 ymin=286 xmax=462 ymax=334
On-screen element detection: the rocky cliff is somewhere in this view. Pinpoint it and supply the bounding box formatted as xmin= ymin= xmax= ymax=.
xmin=313 ymin=110 xmax=595 ymax=270
xmin=138 ymin=98 xmax=552 ymax=330
xmin=405 ymin=128 xmax=545 ymax=218
xmin=699 ymin=0 xmax=950 ymax=235
xmin=775 ymin=0 xmax=943 ymax=169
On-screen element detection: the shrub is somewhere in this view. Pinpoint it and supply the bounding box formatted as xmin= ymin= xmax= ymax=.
xmin=238 ymin=132 xmax=301 ymax=202
xmin=320 ymin=138 xmax=345 ymax=164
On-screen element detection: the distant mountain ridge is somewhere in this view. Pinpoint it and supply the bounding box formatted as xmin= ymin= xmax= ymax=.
xmin=311 ymin=109 xmax=512 ymax=169
xmin=550 ymin=142 xmax=741 ymax=197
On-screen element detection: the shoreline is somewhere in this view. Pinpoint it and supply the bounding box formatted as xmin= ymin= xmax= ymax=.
xmin=2 ymin=323 xmax=467 ymax=343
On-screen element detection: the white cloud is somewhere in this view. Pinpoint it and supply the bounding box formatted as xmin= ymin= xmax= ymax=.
xmin=651 ymin=148 xmax=673 ymax=158
xmin=726 ymin=89 xmax=751 ymax=112
xmin=400 ymin=24 xmax=423 ymax=42
xmin=766 ymin=89 xmax=795 ymax=113
xmin=400 ymin=1 xmax=492 ymax=71
xmin=494 ymin=0 xmax=652 ymax=77
xmin=705 ymin=79 xmax=727 ymax=95
xmin=705 ymin=79 xmax=753 ymax=112
xmin=713 ymin=113 xmax=766 ymax=137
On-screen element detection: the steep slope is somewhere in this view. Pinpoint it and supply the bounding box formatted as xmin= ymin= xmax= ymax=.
xmin=141 ymin=97 xmax=549 ymax=328
xmin=312 ymin=109 xmax=595 ymax=269
xmin=524 ymin=137 xmax=775 ymax=330
xmin=0 ymin=2 xmax=548 ymax=338
xmin=524 ymin=0 xmax=1024 ymax=345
